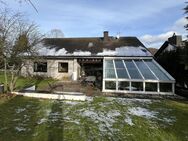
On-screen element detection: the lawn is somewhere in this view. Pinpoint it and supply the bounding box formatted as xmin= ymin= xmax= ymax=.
xmin=0 ymin=95 xmax=188 ymax=141
xmin=0 ymin=71 xmax=57 ymax=91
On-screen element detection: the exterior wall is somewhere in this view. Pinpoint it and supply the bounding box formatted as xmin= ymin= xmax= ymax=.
xmin=21 ymin=59 xmax=78 ymax=80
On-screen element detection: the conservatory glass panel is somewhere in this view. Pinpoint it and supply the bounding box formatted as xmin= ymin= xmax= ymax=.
xmin=114 ymin=60 xmax=129 ymax=78
xmin=105 ymin=60 xmax=116 ymax=78
xmin=105 ymin=60 xmax=114 ymax=69
xmin=145 ymin=60 xmax=170 ymax=81
xmin=131 ymin=82 xmax=143 ymax=91
xmin=160 ymin=83 xmax=172 ymax=92
xmin=116 ymin=69 xmax=129 ymax=78
xmin=118 ymin=81 xmax=130 ymax=90
xmin=114 ymin=60 xmax=125 ymax=68
xmin=124 ymin=60 xmax=143 ymax=79
xmin=135 ymin=60 xmax=157 ymax=80
xmin=145 ymin=83 xmax=157 ymax=92
xmin=105 ymin=69 xmax=116 ymax=78
xmin=105 ymin=81 xmax=116 ymax=90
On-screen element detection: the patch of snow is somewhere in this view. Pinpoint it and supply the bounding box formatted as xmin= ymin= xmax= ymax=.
xmin=50 ymin=112 xmax=61 ymax=116
xmin=36 ymin=44 xmax=151 ymax=57
xmin=24 ymin=85 xmax=35 ymax=91
xmin=88 ymin=42 xmax=94 ymax=48
xmin=64 ymin=117 xmax=80 ymax=124
xmin=162 ymin=117 xmax=176 ymax=125
xmin=86 ymin=96 xmax=93 ymax=102
xmin=97 ymin=49 xmax=116 ymax=56
xmin=45 ymin=109 xmax=52 ymax=116
xmin=81 ymin=109 xmax=121 ymax=132
xmin=108 ymin=97 xmax=154 ymax=105
xmin=32 ymin=132 xmax=38 ymax=137
xmin=26 ymin=104 xmax=32 ymax=108
xmin=164 ymin=44 xmax=176 ymax=52
xmin=64 ymin=101 xmax=81 ymax=105
xmin=15 ymin=108 xmax=26 ymax=113
xmin=37 ymin=43 xmax=92 ymax=56
xmin=128 ymin=107 xmax=158 ymax=119
xmin=15 ymin=127 xmax=26 ymax=132
xmin=73 ymin=51 xmax=91 ymax=56
xmin=12 ymin=119 xmax=21 ymax=122
xmin=37 ymin=118 xmax=47 ymax=125
xmin=97 ymin=46 xmax=152 ymax=56
xmin=124 ymin=116 xmax=134 ymax=126
xmin=48 ymin=112 xmax=62 ymax=122
xmin=36 ymin=43 xmax=68 ymax=56
xmin=107 ymin=110 xmax=121 ymax=117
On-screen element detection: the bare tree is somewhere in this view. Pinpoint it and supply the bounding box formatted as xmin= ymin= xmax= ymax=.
xmin=0 ymin=0 xmax=38 ymax=13
xmin=0 ymin=9 xmax=42 ymax=92
xmin=47 ymin=29 xmax=64 ymax=38
xmin=184 ymin=2 xmax=188 ymax=32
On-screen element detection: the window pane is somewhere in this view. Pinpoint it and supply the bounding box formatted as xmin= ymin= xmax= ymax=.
xmin=105 ymin=81 xmax=116 ymax=90
xmin=124 ymin=60 xmax=142 ymax=79
xmin=115 ymin=60 xmax=129 ymax=78
xmin=145 ymin=60 xmax=170 ymax=81
xmin=34 ymin=62 xmax=47 ymax=72
xmin=105 ymin=69 xmax=116 ymax=78
xmin=118 ymin=81 xmax=129 ymax=90
xmin=116 ymin=69 xmax=129 ymax=78
xmin=145 ymin=83 xmax=157 ymax=92
xmin=58 ymin=62 xmax=68 ymax=73
xmin=160 ymin=83 xmax=172 ymax=92
xmin=114 ymin=60 xmax=124 ymax=68
xmin=135 ymin=60 xmax=157 ymax=80
xmin=131 ymin=82 xmax=143 ymax=91
xmin=105 ymin=60 xmax=114 ymax=69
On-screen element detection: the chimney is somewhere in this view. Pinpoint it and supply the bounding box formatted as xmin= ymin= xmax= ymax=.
xmin=103 ymin=31 xmax=109 ymax=42
xmin=168 ymin=33 xmax=182 ymax=46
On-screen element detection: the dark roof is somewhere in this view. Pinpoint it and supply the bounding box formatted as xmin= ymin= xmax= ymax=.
xmin=154 ymin=41 xmax=174 ymax=57
xmin=43 ymin=36 xmax=146 ymax=54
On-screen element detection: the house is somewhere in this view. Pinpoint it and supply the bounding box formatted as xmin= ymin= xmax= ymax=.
xmin=21 ymin=31 xmax=175 ymax=95
xmin=154 ymin=34 xmax=188 ymax=93
xmin=154 ymin=33 xmax=185 ymax=57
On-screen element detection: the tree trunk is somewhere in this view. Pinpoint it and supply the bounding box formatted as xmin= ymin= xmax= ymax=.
xmin=3 ymin=58 xmax=8 ymax=93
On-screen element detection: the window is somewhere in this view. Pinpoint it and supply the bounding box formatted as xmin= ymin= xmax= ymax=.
xmin=131 ymin=82 xmax=143 ymax=91
xmin=160 ymin=83 xmax=172 ymax=92
xmin=145 ymin=83 xmax=157 ymax=92
xmin=103 ymin=59 xmax=174 ymax=94
xmin=34 ymin=62 xmax=47 ymax=72
xmin=118 ymin=81 xmax=129 ymax=90
xmin=105 ymin=81 xmax=116 ymax=90
xmin=58 ymin=62 xmax=68 ymax=73
xmin=105 ymin=60 xmax=116 ymax=78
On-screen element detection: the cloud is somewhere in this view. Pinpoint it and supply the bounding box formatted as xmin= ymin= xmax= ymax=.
xmin=2 ymin=0 xmax=184 ymax=37
xmin=140 ymin=17 xmax=187 ymax=48
xmin=169 ymin=17 xmax=187 ymax=35
xmin=140 ymin=31 xmax=176 ymax=48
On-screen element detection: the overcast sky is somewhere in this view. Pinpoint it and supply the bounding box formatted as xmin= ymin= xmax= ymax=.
xmin=1 ymin=0 xmax=187 ymax=48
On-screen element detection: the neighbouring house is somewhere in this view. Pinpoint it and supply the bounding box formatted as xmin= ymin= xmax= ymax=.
xmin=21 ymin=31 xmax=175 ymax=95
xmin=147 ymin=48 xmax=158 ymax=56
xmin=154 ymin=33 xmax=188 ymax=95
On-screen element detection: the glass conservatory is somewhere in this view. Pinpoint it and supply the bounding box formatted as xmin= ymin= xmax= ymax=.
xmin=102 ymin=57 xmax=175 ymax=94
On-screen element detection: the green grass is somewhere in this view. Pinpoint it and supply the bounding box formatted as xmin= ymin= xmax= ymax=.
xmin=0 ymin=96 xmax=188 ymax=141
xmin=0 ymin=71 xmax=56 ymax=91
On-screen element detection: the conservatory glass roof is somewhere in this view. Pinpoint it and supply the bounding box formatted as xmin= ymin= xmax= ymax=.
xmin=104 ymin=58 xmax=174 ymax=82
